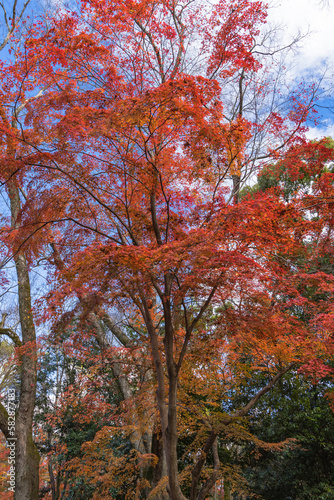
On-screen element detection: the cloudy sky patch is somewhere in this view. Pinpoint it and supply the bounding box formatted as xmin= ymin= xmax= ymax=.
xmin=268 ymin=0 xmax=334 ymax=71
xmin=266 ymin=0 xmax=334 ymax=138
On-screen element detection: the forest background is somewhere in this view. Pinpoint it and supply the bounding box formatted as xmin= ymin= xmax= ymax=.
xmin=0 ymin=0 xmax=334 ymax=499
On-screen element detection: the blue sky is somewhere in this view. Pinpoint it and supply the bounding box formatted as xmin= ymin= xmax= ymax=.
xmin=268 ymin=0 xmax=334 ymax=139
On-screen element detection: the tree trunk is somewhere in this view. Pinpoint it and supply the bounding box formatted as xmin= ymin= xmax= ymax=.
xmin=159 ymin=288 xmax=186 ymax=500
xmin=90 ymin=310 xmax=170 ymax=498
xmin=164 ymin=373 xmax=186 ymax=500
xmin=224 ymin=480 xmax=231 ymax=500
xmin=232 ymin=174 xmax=241 ymax=204
xmin=8 ymin=183 xmax=40 ymax=500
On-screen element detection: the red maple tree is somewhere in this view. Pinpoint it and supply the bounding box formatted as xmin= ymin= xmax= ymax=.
xmin=0 ymin=0 xmax=333 ymax=498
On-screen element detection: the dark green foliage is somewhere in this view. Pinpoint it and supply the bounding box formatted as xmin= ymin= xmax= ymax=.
xmin=237 ymin=374 xmax=334 ymax=500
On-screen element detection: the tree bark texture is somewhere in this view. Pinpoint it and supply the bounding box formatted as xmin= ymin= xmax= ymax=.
xmin=8 ymin=183 xmax=40 ymax=500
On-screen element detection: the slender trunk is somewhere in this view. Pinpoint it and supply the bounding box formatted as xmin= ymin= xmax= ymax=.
xmin=159 ymin=287 xmax=186 ymax=500
xmin=232 ymin=174 xmax=240 ymax=204
xmin=232 ymin=67 xmax=244 ymax=207
xmin=47 ymin=429 xmax=57 ymax=500
xmin=8 ymin=183 xmax=40 ymax=500
xmin=223 ymin=480 xmax=231 ymax=500
xmin=151 ymin=428 xmax=168 ymax=486
xmin=94 ymin=312 xmax=172 ymax=498
xmin=60 ymin=470 xmax=69 ymax=499
xmin=165 ymin=373 xmax=183 ymax=499
xmin=48 ymin=456 xmax=57 ymax=500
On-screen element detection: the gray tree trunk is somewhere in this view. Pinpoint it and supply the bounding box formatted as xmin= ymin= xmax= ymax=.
xmin=8 ymin=183 xmax=40 ymax=500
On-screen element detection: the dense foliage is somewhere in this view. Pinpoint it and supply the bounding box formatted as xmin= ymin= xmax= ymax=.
xmin=0 ymin=0 xmax=333 ymax=499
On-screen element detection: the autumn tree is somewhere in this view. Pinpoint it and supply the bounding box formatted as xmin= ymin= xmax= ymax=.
xmin=0 ymin=1 xmax=47 ymax=498
xmin=1 ymin=0 xmax=334 ymax=499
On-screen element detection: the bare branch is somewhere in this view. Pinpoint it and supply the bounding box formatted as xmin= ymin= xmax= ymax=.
xmin=0 ymin=0 xmax=31 ymax=52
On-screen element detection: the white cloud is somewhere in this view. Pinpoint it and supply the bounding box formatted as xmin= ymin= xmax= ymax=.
xmin=266 ymin=0 xmax=334 ymax=139
xmin=267 ymin=0 xmax=334 ymax=71
xmin=306 ymin=124 xmax=334 ymax=140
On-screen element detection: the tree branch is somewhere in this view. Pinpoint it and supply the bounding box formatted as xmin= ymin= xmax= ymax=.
xmin=102 ymin=311 xmax=132 ymax=348
xmin=232 ymin=362 xmax=295 ymax=419
xmin=0 ymin=327 xmax=22 ymax=347
xmin=190 ymin=430 xmax=217 ymax=500
xmin=0 ymin=399 xmax=9 ymax=439
xmin=197 ymin=438 xmax=220 ymax=500
xmin=190 ymin=363 xmax=294 ymax=499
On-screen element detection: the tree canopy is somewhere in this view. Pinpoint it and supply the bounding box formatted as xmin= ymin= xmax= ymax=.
xmin=0 ymin=0 xmax=333 ymax=499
